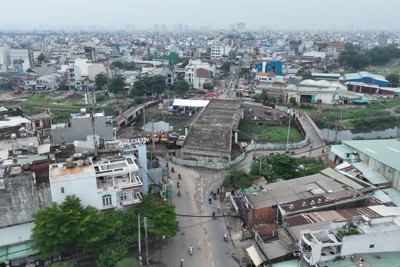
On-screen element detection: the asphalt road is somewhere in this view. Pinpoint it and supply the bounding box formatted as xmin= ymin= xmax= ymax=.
xmin=148 ymin=161 xmax=238 ymax=267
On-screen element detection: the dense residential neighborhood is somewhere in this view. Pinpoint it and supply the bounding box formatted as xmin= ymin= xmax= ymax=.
xmin=2 ymin=2 xmax=400 ymax=267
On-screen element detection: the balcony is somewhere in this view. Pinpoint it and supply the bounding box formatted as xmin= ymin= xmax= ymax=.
xmin=97 ymin=175 xmax=143 ymax=192
xmin=120 ymin=192 xmax=143 ymax=207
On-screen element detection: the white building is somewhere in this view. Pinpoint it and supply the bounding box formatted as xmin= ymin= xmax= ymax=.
xmin=210 ymin=45 xmax=231 ymax=60
xmin=0 ymin=46 xmax=10 ymax=65
xmin=66 ymin=65 xmax=82 ymax=90
xmin=299 ymin=215 xmax=400 ymax=266
xmin=88 ymin=63 xmax=107 ymax=82
xmin=50 ymin=155 xmax=143 ymax=211
xmin=184 ymin=60 xmax=216 ymax=89
xmin=69 ymin=58 xmax=92 ymax=77
xmin=9 ymin=48 xmax=32 ymax=72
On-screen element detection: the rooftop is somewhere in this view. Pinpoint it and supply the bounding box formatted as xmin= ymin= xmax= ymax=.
xmin=342 ymin=139 xmax=400 ymax=171
xmin=245 ymin=168 xmax=372 ymax=211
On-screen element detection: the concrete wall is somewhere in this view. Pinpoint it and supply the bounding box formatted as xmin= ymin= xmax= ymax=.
xmin=51 ymin=116 xmax=114 ymax=145
xmin=51 ymin=175 xmax=99 ymax=208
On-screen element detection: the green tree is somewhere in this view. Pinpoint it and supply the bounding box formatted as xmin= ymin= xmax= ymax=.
xmin=338 ymin=48 xmax=371 ymax=70
xmin=110 ymin=61 xmax=124 ymax=69
xmin=32 ymin=195 xmax=112 ymax=258
xmin=37 ymin=53 xmax=46 ymax=63
xmin=222 ymin=169 xmax=256 ymax=189
xmin=95 ymin=74 xmax=109 ymax=90
xmin=108 ymin=76 xmax=126 ymax=94
xmin=174 ymin=79 xmax=189 ymax=95
xmin=296 ymin=69 xmax=312 ymax=80
xmin=130 ymin=75 xmax=166 ymax=97
xmin=289 ymin=97 xmax=297 ymax=106
xmin=220 ymin=63 xmax=231 ymax=73
xmin=116 ymin=258 xmax=141 ymax=267
xmin=136 ymin=195 xmax=180 ymax=239
xmin=260 ymin=90 xmax=269 ymax=103
xmin=96 ymin=245 xmax=128 ymax=267
xmin=386 ymin=73 xmax=400 ymax=87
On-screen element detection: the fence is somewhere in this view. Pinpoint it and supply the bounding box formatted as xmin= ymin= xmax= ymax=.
xmin=171 ymin=151 xmax=246 ymax=170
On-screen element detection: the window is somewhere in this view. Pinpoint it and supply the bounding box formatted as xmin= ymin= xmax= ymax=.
xmin=61 ymin=187 xmax=65 ymax=193
xmin=102 ymin=194 xmax=112 ymax=206
xmin=369 ymin=244 xmax=375 ymax=248
xmin=35 ymin=121 xmax=40 ymax=127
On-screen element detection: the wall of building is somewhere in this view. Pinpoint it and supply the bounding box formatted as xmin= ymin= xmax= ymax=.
xmin=249 ymin=206 xmax=277 ymax=225
xmin=51 ymin=116 xmax=114 ymax=145
xmin=50 ymin=174 xmax=100 ymax=208
xmin=341 ymin=227 xmax=400 ymax=255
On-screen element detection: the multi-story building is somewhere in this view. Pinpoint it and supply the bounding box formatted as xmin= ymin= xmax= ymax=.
xmin=66 ymin=64 xmax=82 ymax=90
xmin=210 ymin=45 xmax=231 ymax=60
xmin=184 ymin=60 xmax=216 ymax=89
xmin=236 ymin=22 xmax=246 ymax=32
xmin=299 ymin=215 xmax=400 ymax=266
xmin=9 ymin=48 xmax=33 ymax=72
xmin=49 ymin=152 xmax=143 ymax=211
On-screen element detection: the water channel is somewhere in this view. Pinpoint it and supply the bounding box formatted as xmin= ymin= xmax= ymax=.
xmin=320 ymin=126 xmax=400 ymax=141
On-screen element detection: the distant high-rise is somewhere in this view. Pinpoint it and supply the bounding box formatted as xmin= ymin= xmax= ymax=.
xmin=153 ymin=24 xmax=159 ymax=31
xmin=236 ymin=22 xmax=245 ymax=32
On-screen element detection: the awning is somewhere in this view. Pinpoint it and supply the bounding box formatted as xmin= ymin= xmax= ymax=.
xmin=246 ymin=245 xmax=263 ymax=266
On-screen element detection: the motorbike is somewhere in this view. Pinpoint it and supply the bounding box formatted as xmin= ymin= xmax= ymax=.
xmin=171 ymin=167 xmax=175 ymax=173
xmin=178 ymin=174 xmax=181 ymax=180
xmin=213 ymin=193 xmax=217 ymax=200
xmin=212 ymin=211 xmax=216 ymax=219
xmin=177 ymin=182 xmax=180 ymax=188
xmin=208 ymin=197 xmax=212 ymax=204
xmin=224 ymin=233 xmax=228 ymax=242
xmin=178 ymin=190 xmax=181 ymax=197
xmin=189 ymin=246 xmax=193 ymax=256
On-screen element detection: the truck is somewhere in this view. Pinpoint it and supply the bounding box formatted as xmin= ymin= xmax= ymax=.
xmin=166 ymin=132 xmax=179 ymax=149
xmin=175 ymin=135 xmax=186 ymax=148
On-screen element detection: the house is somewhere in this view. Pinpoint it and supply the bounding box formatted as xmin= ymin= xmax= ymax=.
xmin=160 ymin=64 xmax=177 ymax=86
xmin=26 ymin=112 xmax=52 ymax=138
xmin=234 ymin=168 xmax=375 ymax=239
xmin=299 ymin=215 xmax=400 ymax=266
xmin=0 ymin=153 xmax=52 ymax=265
xmin=49 ymin=147 xmax=144 ymax=211
xmin=50 ymin=109 xmax=115 ymax=146
xmin=184 ymin=60 xmax=216 ymax=89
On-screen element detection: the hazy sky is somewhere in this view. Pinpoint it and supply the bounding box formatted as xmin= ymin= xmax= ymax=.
xmin=2 ymin=0 xmax=400 ymax=30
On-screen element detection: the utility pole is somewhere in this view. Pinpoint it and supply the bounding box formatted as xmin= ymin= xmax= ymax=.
xmin=144 ymin=216 xmax=149 ymax=266
xmin=138 ymin=214 xmax=142 ymax=265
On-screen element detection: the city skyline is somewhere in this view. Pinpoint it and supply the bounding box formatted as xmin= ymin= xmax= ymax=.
xmin=1 ymin=0 xmax=400 ymax=31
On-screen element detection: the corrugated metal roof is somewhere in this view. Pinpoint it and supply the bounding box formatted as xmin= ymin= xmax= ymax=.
xmin=352 ymin=162 xmax=388 ymax=185
xmin=369 ymin=205 xmax=400 ymax=217
xmin=246 ymin=245 xmax=263 ymax=266
xmin=343 ymin=139 xmax=400 ymax=171
xmin=321 ymin=168 xmax=364 ymax=190
xmin=383 ymin=188 xmax=400 ymax=207
xmin=330 ymin=144 xmax=353 ymax=159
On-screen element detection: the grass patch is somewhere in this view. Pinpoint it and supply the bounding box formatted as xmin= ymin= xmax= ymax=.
xmin=309 ymin=100 xmax=400 ymax=129
xmin=238 ymin=122 xmax=304 ymax=143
